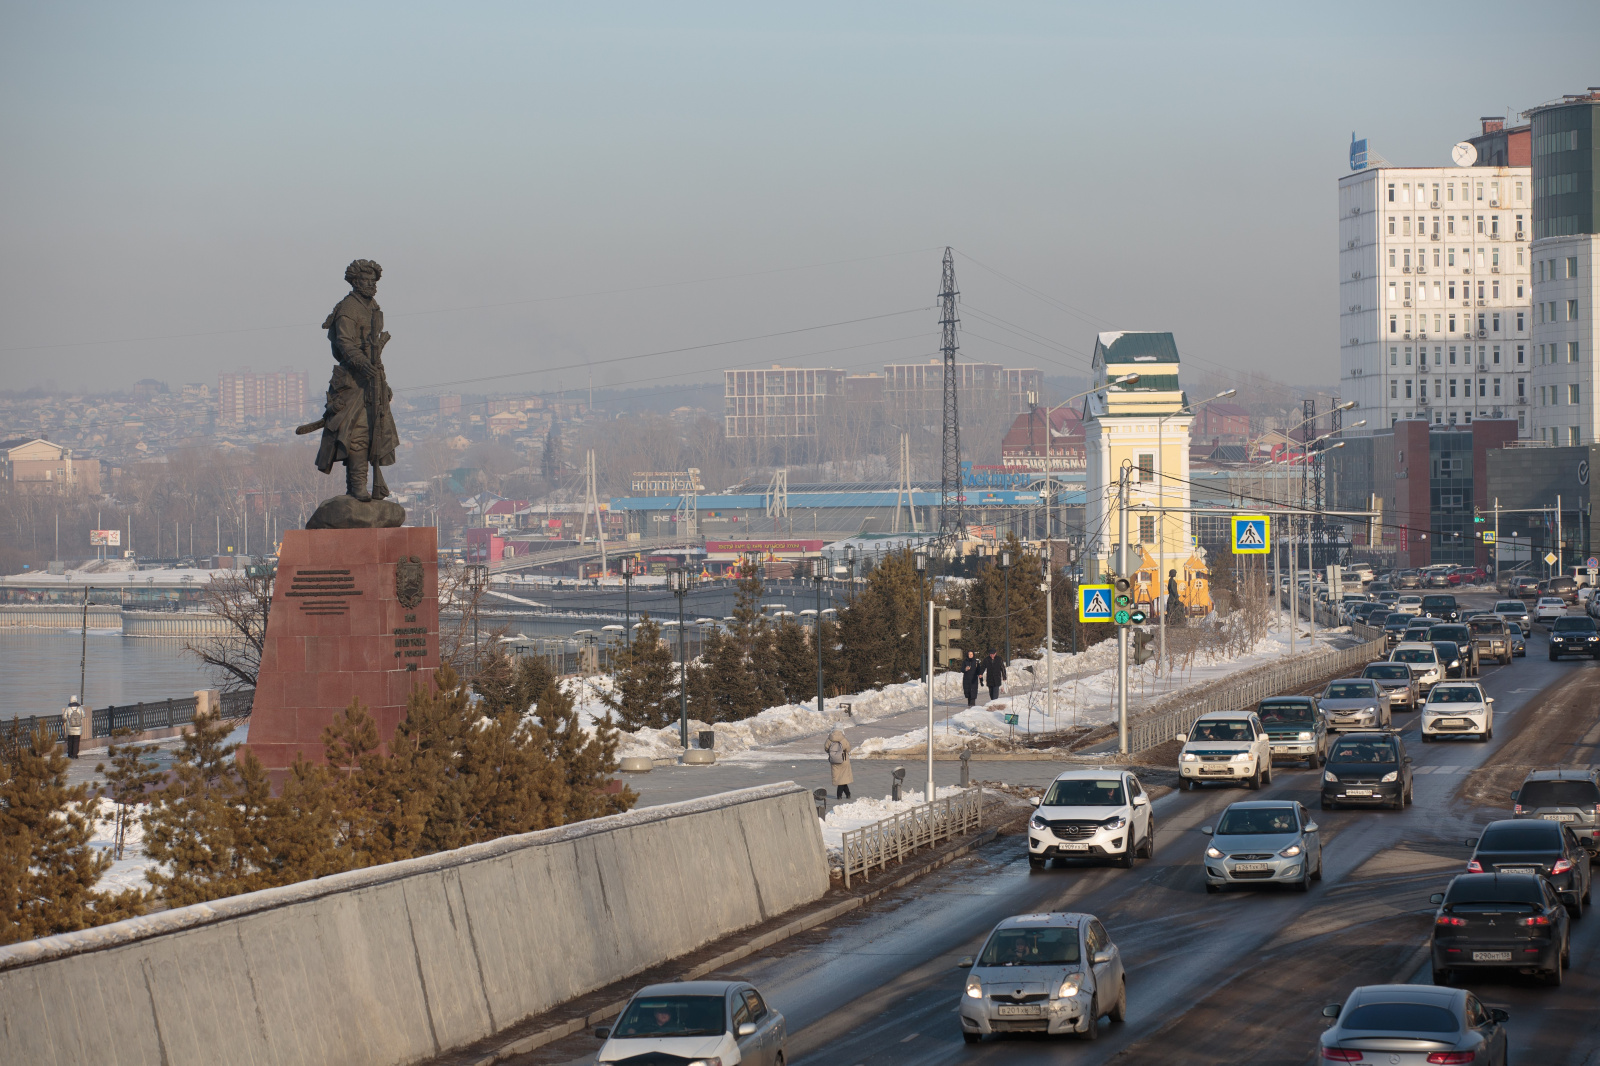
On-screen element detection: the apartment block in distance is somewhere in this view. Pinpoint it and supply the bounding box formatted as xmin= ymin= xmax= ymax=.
xmin=1526 ymin=88 xmax=1600 ymax=446
xmin=1339 ymin=131 xmax=1532 ymax=434
xmin=218 ymin=367 xmax=310 ymax=424
xmin=882 ymin=360 xmax=1043 ymax=419
xmin=723 ymin=365 xmax=846 ymax=444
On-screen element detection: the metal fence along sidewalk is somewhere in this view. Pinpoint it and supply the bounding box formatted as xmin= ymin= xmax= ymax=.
xmin=839 ymin=787 xmax=984 ymax=888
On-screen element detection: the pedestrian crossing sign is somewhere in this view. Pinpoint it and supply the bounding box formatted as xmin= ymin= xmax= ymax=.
xmin=1481 ymin=531 xmax=1497 ymax=544
xmin=1078 ymin=584 xmax=1114 ymax=623
xmin=1231 ymin=515 xmax=1270 ymax=554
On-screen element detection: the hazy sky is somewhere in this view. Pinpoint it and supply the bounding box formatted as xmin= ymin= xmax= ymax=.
xmin=3 ymin=2 xmax=1597 ymax=400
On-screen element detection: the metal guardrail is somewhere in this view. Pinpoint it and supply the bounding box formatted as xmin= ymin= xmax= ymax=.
xmin=839 ymin=787 xmax=983 ymax=888
xmin=1125 ymin=634 xmax=1388 ymax=755
xmin=6 ymin=690 xmax=254 ymax=744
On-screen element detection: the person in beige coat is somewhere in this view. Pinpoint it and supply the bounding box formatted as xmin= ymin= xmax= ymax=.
xmin=825 ymin=727 xmax=853 ymax=799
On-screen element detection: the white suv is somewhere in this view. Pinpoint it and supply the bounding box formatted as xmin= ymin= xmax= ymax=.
xmin=1176 ymin=711 xmax=1273 ymax=791
xmin=1027 ymin=769 xmax=1155 ymax=870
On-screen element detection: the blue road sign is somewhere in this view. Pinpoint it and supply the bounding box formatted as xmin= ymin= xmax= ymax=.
xmin=1231 ymin=515 xmax=1271 ymax=554
xmin=1078 ymin=584 xmax=1113 ymax=623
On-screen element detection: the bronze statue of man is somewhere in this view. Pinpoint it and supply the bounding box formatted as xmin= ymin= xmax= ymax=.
xmin=313 ymin=259 xmax=399 ymax=501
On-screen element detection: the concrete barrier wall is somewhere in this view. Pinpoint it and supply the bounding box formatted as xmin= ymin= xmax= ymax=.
xmin=0 ymin=782 xmax=828 ymax=1066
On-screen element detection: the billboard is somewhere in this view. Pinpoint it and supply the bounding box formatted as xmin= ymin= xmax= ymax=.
xmin=1349 ymin=134 xmax=1367 ymax=171
xmin=90 ymin=529 xmax=122 ymax=547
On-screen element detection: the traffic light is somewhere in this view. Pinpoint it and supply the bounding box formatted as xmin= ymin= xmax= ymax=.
xmin=935 ymin=607 xmax=963 ymax=669
xmin=1472 ymin=510 xmax=1485 ymax=524
xmin=1131 ymin=628 xmax=1156 ymax=665
xmin=1112 ymin=575 xmax=1133 ymax=625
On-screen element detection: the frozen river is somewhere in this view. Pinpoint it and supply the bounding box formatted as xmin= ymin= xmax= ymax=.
xmin=0 ymin=631 xmax=221 ymax=720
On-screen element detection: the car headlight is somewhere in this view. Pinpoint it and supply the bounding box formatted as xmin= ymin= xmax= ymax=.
xmin=1362 ymin=706 xmax=1377 ymax=717
xmin=684 ymin=1059 xmax=723 ymax=1066
xmin=966 ymin=976 xmax=983 ymax=999
xmin=1232 ymin=752 xmax=1253 ymax=762
xmin=1029 ymin=814 xmax=1047 ymax=830
xmin=1205 ymin=845 xmax=1223 ymax=858
xmin=1181 ymin=752 xmax=1198 ymax=762
xmin=1056 ymin=976 xmax=1081 ymax=998
xmin=1449 ymin=659 xmax=1459 ymax=667
xmin=1323 ymin=770 xmax=1339 ymax=783
xmin=1278 ymin=842 xmax=1303 ymax=857
xmin=1297 ymin=731 xmax=1313 ymax=741
xmin=1100 ymin=815 xmax=1127 ymax=830
xmin=1381 ymin=771 xmax=1399 ymax=783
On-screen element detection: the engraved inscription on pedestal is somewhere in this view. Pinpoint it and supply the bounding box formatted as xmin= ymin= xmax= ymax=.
xmin=393 ymin=612 xmax=432 ymax=672
xmin=286 ymin=568 xmax=363 ymax=615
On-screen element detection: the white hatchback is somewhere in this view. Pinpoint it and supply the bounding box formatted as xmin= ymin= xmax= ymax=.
xmin=1535 ymin=596 xmax=1568 ymax=623
xmin=1420 ymin=681 xmax=1494 ymax=742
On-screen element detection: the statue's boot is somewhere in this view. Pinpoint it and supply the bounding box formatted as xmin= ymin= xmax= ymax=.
xmin=345 ymin=450 xmax=372 ymax=502
xmin=370 ymin=463 xmax=391 ymax=500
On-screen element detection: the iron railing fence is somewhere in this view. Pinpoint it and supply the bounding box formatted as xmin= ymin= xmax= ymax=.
xmin=6 ymin=689 xmax=253 ymax=744
xmin=839 ymin=787 xmax=983 ymax=888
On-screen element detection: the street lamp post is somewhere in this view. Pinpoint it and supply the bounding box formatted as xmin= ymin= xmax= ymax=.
xmin=467 ymin=564 xmax=488 ymax=675
xmin=622 ymin=560 xmax=635 ymax=650
xmin=668 ymin=567 xmax=689 ymax=749
xmin=998 ymin=549 xmax=1012 ymax=664
xmin=913 ymin=549 xmax=929 ymax=682
xmin=811 ymin=559 xmax=825 ymax=717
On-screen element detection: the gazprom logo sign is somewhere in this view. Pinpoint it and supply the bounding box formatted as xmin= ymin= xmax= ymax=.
xmin=1350 ymin=133 xmax=1368 ymax=171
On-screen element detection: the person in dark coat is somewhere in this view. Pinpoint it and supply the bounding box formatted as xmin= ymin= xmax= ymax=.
xmin=960 ymin=650 xmax=982 ymax=707
xmin=982 ymin=650 xmax=1006 ymax=702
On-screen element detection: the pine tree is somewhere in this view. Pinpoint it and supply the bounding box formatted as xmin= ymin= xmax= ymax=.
xmin=541 ymin=423 xmax=563 ymax=488
xmin=533 ymin=680 xmax=636 ymax=823
xmin=475 ymin=651 xmax=556 ymax=718
xmin=96 ymin=729 xmax=163 ymax=861
xmin=772 ymin=617 xmax=816 ymax=706
xmin=0 ymin=725 xmax=144 ymax=945
xmin=601 ymin=614 xmax=679 ymax=729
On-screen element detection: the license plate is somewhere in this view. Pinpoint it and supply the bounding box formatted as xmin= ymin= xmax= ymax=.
xmin=995 ymin=1005 xmax=1041 ymax=1016
xmin=1270 ymin=745 xmax=1294 ymax=752
xmin=1058 ymin=842 xmax=1089 ymax=852
xmin=1345 ymin=789 xmax=1373 ymax=796
xmin=1233 ymin=863 xmax=1270 ymax=872
xmin=1499 ymin=867 xmax=1536 ymax=875
xmin=1543 ymin=814 xmax=1576 ymax=822
xmin=1472 ymin=951 xmax=1512 ymax=962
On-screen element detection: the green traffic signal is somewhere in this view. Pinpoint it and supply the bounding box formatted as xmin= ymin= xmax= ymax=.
xmin=1114 ymin=593 xmax=1131 ymax=608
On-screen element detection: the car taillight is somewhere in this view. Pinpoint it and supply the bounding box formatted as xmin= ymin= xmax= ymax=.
xmin=1435 ymin=914 xmax=1467 ymax=926
xmin=1519 ymin=914 xmax=1552 ymax=926
xmin=1427 ymin=1054 xmax=1475 ymax=1065
xmin=1552 ymin=859 xmax=1573 ymax=875
xmin=1322 ymin=1051 xmax=1364 ymax=1062
xmin=1466 ymin=860 xmax=1483 ymax=873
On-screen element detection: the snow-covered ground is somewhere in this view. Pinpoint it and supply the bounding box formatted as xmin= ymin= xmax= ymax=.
xmin=817 ymin=785 xmax=969 ymax=858
xmin=84 ymin=796 xmax=159 ymax=894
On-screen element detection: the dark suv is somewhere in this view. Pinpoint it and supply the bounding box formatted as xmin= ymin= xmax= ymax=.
xmin=1514 ymin=770 xmax=1600 ymax=853
xmin=1420 ymin=594 xmax=1460 ymax=622
xmin=1548 ymin=615 xmax=1600 ymax=661
xmin=1428 ymin=623 xmax=1480 ymax=676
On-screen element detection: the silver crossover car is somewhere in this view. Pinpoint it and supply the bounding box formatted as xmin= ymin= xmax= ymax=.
xmin=958 ymin=912 xmax=1126 ymax=1043
xmin=1201 ymin=800 xmax=1323 ymax=893
xmin=1320 ymin=985 xmax=1508 ymax=1064
xmin=1318 ymin=678 xmax=1392 ymax=732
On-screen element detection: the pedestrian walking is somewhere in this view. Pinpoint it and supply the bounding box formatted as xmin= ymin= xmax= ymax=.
xmin=983 ymin=650 xmax=1006 ymax=702
xmin=825 ymin=726 xmax=853 ymax=799
xmin=62 ymin=695 xmax=85 ymax=759
xmin=961 ymin=650 xmax=982 ymax=707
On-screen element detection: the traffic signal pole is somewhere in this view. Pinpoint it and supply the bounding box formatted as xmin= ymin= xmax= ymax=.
xmin=927 ymin=599 xmax=936 ymax=798
xmin=1118 ymin=465 xmax=1131 ymax=755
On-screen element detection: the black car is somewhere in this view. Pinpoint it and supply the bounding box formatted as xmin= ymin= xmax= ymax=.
xmin=1382 ymin=613 xmax=1411 ymax=648
xmin=1402 ymin=620 xmax=1438 ymax=646
xmin=1514 ymin=770 xmax=1600 ymax=852
xmin=1429 ymin=623 xmax=1480 ymax=676
xmin=1421 ymin=594 xmax=1460 ymax=621
xmin=1430 ymin=873 xmax=1571 ymax=986
xmin=1465 ymin=819 xmax=1592 ymax=917
xmin=1321 ymin=732 xmax=1413 ymax=811
xmin=1432 ymin=640 xmax=1468 ymax=680
xmin=1548 ymin=615 xmax=1600 ymax=660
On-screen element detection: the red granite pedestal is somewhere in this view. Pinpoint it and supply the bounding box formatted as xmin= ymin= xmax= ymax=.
xmin=243 ymin=526 xmax=439 ymax=778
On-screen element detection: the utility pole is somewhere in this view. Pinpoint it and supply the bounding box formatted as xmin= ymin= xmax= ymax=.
xmin=622 ymin=561 xmax=634 ymax=650
xmin=1493 ymin=498 xmax=1500 ymax=582
xmin=669 ymin=567 xmax=689 ymax=749
xmin=79 ymin=585 xmax=91 ymax=732
xmin=938 ymin=247 xmax=963 ymax=535
xmin=1117 ymin=462 xmax=1131 ymax=755
xmin=813 ymin=561 xmax=825 ymax=717
xmin=927 ymin=599 xmax=936 ymax=798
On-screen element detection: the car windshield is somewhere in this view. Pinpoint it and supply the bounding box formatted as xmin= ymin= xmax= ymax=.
xmin=978 ymin=927 xmax=1081 ymax=967
xmin=1422 ymin=598 xmax=1454 ymax=608
xmin=1340 ymin=1004 xmax=1459 ymax=1034
xmin=1507 ymin=623 xmax=1523 ymax=637
xmin=613 ymin=996 xmax=727 ymax=1038
xmin=1258 ymin=701 xmax=1315 ymax=724
xmin=1190 ymin=721 xmax=1252 ymax=742
xmin=1478 ymin=824 xmax=1562 ymax=851
xmin=1329 ymin=740 xmax=1398 ymax=764
xmin=1431 ymin=626 xmax=1469 ymax=641
xmin=1324 ymin=682 xmax=1376 ymax=699
xmin=1215 ymin=807 xmax=1299 ymax=835
xmin=1494 ymin=602 xmax=1524 ymax=613
xmin=1552 ymin=617 xmax=1596 ymax=633
xmin=1433 ymin=642 xmax=1460 ymax=659
xmin=1539 ymin=598 xmax=1565 ymax=606
xmin=1445 ymin=876 xmax=1543 ymax=905
xmin=1393 ymin=649 xmax=1436 ymax=663
xmin=1363 ymin=664 xmax=1410 ymax=680
xmin=1518 ymin=780 xmax=1600 ymax=808
xmin=1398 ymin=596 xmax=1421 ymax=603
xmin=1428 ymin=686 xmax=1482 ymax=704
xmin=1042 ymin=778 xmax=1125 ymax=807
xmin=1384 ymin=616 xmax=1410 ymax=629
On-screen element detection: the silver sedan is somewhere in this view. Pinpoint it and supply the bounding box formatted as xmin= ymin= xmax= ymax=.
xmin=1318 ymin=678 xmax=1392 ymax=732
xmin=1201 ymin=800 xmax=1323 ymax=893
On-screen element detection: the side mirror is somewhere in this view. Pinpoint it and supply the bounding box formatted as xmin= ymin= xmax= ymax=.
xmin=594 ymin=1027 xmax=611 ymax=1040
xmin=1510 ymin=791 xmax=1519 ymax=802
xmin=737 ymin=1022 xmax=757 ymax=1038
xmin=957 ymin=956 xmax=974 ymax=968
xmin=1174 ymin=732 xmax=1188 ymax=743
xmin=1304 ymin=822 xmax=1319 ymax=834
xmin=1489 ymin=1007 xmax=1510 ymax=1024
xmin=1404 ymin=756 xmax=1413 ymax=764
xmin=1200 ymin=826 xmax=1214 ymax=836
xmin=1465 ymin=838 xmax=1478 ymax=848
xmin=1031 ymin=796 xmax=1042 ymax=807
xmin=1430 ymin=893 xmax=1445 ymax=905
xmin=1092 ymin=949 xmax=1113 ymax=965
xmin=1321 ymin=1004 xmax=1341 ymax=1019
xmin=1132 ymin=793 xmax=1149 ymax=806
xmin=1486 ymin=697 xmax=1495 ymax=704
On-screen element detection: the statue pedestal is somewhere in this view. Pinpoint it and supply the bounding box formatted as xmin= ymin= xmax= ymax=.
xmin=242 ymin=527 xmax=439 ymax=778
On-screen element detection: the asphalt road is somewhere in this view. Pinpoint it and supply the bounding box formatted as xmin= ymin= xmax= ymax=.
xmin=524 ymin=592 xmax=1600 ymax=1065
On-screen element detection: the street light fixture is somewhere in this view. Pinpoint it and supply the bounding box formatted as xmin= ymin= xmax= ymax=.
xmin=998 ymin=549 xmax=1013 ymax=664
xmin=667 ymin=567 xmax=690 ymax=748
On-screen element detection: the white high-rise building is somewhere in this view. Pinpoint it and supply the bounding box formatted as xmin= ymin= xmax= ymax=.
xmin=1339 ymin=163 xmax=1532 ymax=434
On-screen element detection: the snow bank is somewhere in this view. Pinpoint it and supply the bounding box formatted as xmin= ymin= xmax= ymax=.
xmin=817 ymin=785 xmax=969 ymax=857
